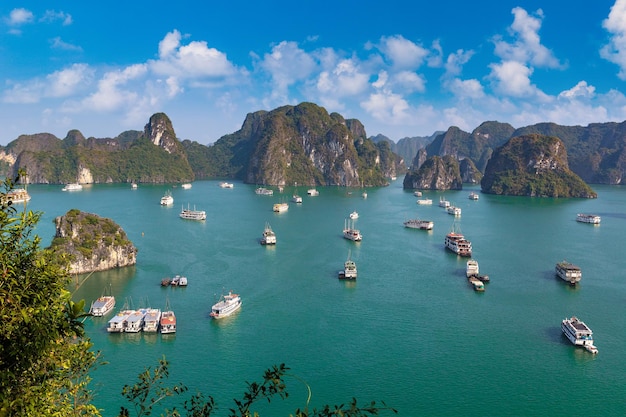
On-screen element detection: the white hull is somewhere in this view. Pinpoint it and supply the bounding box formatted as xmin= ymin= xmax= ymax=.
xmin=62 ymin=183 xmax=83 ymax=192
xmin=90 ymin=296 xmax=115 ymax=317
xmin=210 ymin=292 xmax=242 ymax=319
xmin=561 ymin=317 xmax=597 ymax=353
xmin=160 ymin=311 xmax=176 ymax=334
xmin=445 ymin=233 xmax=472 ymax=257
xmin=577 ymin=213 xmax=600 ymax=224
xmin=556 ymin=261 xmax=581 ymax=285
xmin=404 ymin=219 xmax=434 ymax=230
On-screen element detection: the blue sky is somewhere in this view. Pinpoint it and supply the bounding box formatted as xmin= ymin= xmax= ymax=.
xmin=1 ymin=1 xmax=626 ymax=145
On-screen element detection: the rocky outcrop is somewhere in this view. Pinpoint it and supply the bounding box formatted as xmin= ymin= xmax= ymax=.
xmin=403 ymin=155 xmax=463 ymax=190
xmin=48 ymin=209 xmax=137 ymax=274
xmin=481 ymin=134 xmax=597 ymax=198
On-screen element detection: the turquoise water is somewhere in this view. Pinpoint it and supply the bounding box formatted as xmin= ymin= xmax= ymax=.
xmin=23 ymin=182 xmax=626 ymax=416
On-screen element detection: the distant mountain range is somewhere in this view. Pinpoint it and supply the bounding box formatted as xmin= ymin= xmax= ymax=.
xmin=1 ymin=103 xmax=625 ymax=187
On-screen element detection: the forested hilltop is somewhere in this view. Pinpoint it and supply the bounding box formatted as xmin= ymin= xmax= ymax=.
xmin=2 ymin=102 xmax=626 ymax=187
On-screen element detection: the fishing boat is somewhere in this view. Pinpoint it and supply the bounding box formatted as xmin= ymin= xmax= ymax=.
xmin=178 ymin=276 xmax=188 ymax=286
xmin=438 ymin=196 xmax=450 ymax=208
xmin=444 ymin=223 xmax=472 ymax=257
xmin=403 ymin=219 xmax=434 ymax=230
xmin=338 ymin=251 xmax=357 ymax=280
xmin=160 ymin=299 xmax=176 ymax=334
xmin=468 ymin=276 xmax=485 ymax=292
xmin=349 ymin=211 xmax=359 ymax=220
xmin=260 ymin=222 xmax=276 ymax=245
xmin=307 ymin=188 xmax=319 ymax=196
xmin=255 ymin=187 xmax=273 ymax=196
xmin=142 ymin=308 xmax=162 ymax=332
xmin=179 ymin=204 xmax=206 ymax=221
xmin=210 ymin=291 xmax=242 ymax=319
xmin=62 ymin=183 xmax=83 ymax=192
xmin=89 ymin=286 xmax=116 ymax=317
xmin=343 ymin=219 xmax=362 ymax=241
xmin=160 ymin=190 xmax=174 ymax=206
xmin=555 ymin=261 xmax=582 ymax=286
xmin=161 ymin=277 xmax=172 ymax=286
xmin=561 ymin=316 xmax=598 ymax=354
xmin=468 ymin=192 xmax=479 ymax=200
xmin=576 ymin=213 xmax=601 ymax=224
xmin=181 ymin=183 xmax=192 ymax=189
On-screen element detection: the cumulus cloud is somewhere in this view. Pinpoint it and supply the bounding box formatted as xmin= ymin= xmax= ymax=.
xmin=80 ymin=64 xmax=148 ymax=112
xmin=447 ymin=78 xmax=485 ymax=99
xmin=50 ymin=37 xmax=82 ymax=52
xmin=3 ymin=63 xmax=93 ymax=103
xmin=361 ymin=90 xmax=411 ymax=124
xmin=40 ymin=10 xmax=72 ymax=26
xmin=7 ymin=8 xmax=33 ymax=25
xmin=316 ymin=58 xmax=369 ymax=96
xmin=601 ymin=0 xmax=626 ymax=79
xmin=493 ymin=7 xmax=562 ymax=68
xmin=558 ymin=81 xmax=596 ymax=100
xmin=377 ymin=35 xmax=429 ymax=69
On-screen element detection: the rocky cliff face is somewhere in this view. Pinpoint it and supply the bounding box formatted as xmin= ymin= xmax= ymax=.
xmin=481 ymin=134 xmax=597 ymax=198
xmin=49 ymin=210 xmax=137 ymax=274
xmin=403 ymin=155 xmax=463 ymax=190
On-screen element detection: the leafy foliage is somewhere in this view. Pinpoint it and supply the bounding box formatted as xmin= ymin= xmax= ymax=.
xmin=0 ymin=169 xmax=102 ymax=416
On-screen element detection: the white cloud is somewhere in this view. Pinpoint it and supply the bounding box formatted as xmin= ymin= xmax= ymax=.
xmin=558 ymin=81 xmax=596 ymax=100
xmin=46 ymin=64 xmax=93 ymax=97
xmin=361 ymin=90 xmax=411 ymax=124
xmin=488 ymin=60 xmax=548 ymax=99
xmin=493 ymin=7 xmax=561 ymax=68
xmin=447 ymin=78 xmax=485 ymax=99
xmin=601 ymin=0 xmax=626 ymax=79
xmin=80 ymin=64 xmax=148 ymax=112
xmin=378 ymin=35 xmax=429 ymax=69
xmin=444 ymin=49 xmax=475 ymax=78
xmin=392 ymin=71 xmax=426 ymax=93
xmin=50 ymin=37 xmax=82 ymax=52
xmin=7 ymin=8 xmax=33 ymax=25
xmin=316 ymin=58 xmax=369 ymax=97
xmin=40 ymin=10 xmax=72 ymax=26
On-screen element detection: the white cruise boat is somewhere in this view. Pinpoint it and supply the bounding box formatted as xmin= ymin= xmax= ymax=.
xmin=444 ymin=224 xmax=472 ymax=257
xmin=142 ymin=308 xmax=162 ymax=332
xmin=273 ymin=202 xmax=289 ymax=212
xmin=255 ymin=187 xmax=273 ymax=195
xmin=343 ymin=219 xmax=362 ymax=241
xmin=466 ymin=259 xmax=479 ymax=278
xmin=561 ymin=316 xmax=598 ymax=354
xmin=349 ymin=211 xmax=359 ymax=220
xmin=414 ymin=190 xmax=422 ymax=197
xmin=89 ymin=287 xmax=116 ymax=317
xmin=438 ymin=196 xmax=450 ymax=208
xmin=468 ymin=192 xmax=479 ymax=200
xmin=180 ymin=204 xmax=206 ymax=220
xmin=260 ymin=222 xmax=276 ymax=245
xmin=403 ymin=219 xmax=434 ymax=230
xmin=107 ymin=307 xmax=133 ymax=333
xmin=577 ymin=213 xmax=601 ymax=224
xmin=125 ymin=309 xmax=147 ymax=333
xmin=160 ymin=190 xmax=174 ymax=206
xmin=555 ymin=261 xmax=582 ymax=285
xmin=210 ymin=291 xmax=242 ymax=319
xmin=307 ymin=188 xmax=319 ymax=196
xmin=62 ymin=183 xmax=83 ymax=192
xmin=219 ymin=182 xmax=233 ymax=188
xmin=338 ymin=252 xmax=357 ymax=280
xmin=447 ymin=206 xmax=462 ymax=216
xmin=292 ymin=194 xmax=303 ymax=203
xmin=4 ymin=188 xmax=31 ymax=204
xmin=181 ymin=183 xmax=192 ymax=189
xmin=417 ymin=198 xmax=432 ymax=205
xmin=131 ymin=182 xmax=138 ymax=190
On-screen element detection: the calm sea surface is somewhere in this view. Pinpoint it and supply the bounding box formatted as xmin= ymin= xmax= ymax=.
xmin=22 ymin=181 xmax=626 ymax=416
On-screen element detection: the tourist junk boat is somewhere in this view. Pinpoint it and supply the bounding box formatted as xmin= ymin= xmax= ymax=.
xmin=555 ymin=260 xmax=582 ymax=286
xmin=125 ymin=309 xmax=147 ymax=333
xmin=444 ymin=223 xmax=472 ymax=257
xmin=273 ymin=201 xmax=289 ymax=212
xmin=343 ymin=218 xmax=362 ymax=242
xmin=414 ymin=190 xmax=422 ymax=197
xmin=338 ymin=251 xmax=357 ymax=280
xmin=438 ymin=196 xmax=450 ymax=208
xmin=561 ymin=316 xmax=598 ymax=354
xmin=210 ymin=291 xmax=242 ymax=319
xmin=349 ymin=210 xmax=359 ymax=220
xmin=106 ymin=301 xmax=134 ymax=333
xmin=255 ymin=187 xmax=273 ymax=196
xmin=292 ymin=193 xmax=303 ymax=203
xmin=160 ymin=299 xmax=176 ymax=334
xmin=403 ymin=219 xmax=434 ymax=230
xmin=160 ymin=190 xmax=174 ymax=206
xmin=3 ymin=187 xmax=31 ymax=205
xmin=179 ymin=204 xmax=206 ymax=221
xmin=447 ymin=205 xmax=462 ymax=216
xmin=142 ymin=308 xmax=162 ymax=332
xmin=181 ymin=183 xmax=192 ymax=189
xmin=219 ymin=182 xmax=234 ymax=188
xmin=307 ymin=188 xmax=319 ymax=196
xmin=260 ymin=222 xmax=277 ymax=245
xmin=468 ymin=191 xmax=479 ymax=200
xmin=62 ymin=183 xmax=83 ymax=192
xmin=576 ymin=213 xmax=601 ymax=224
xmin=417 ymin=198 xmax=433 ymax=205
xmin=89 ymin=285 xmax=116 ymax=317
